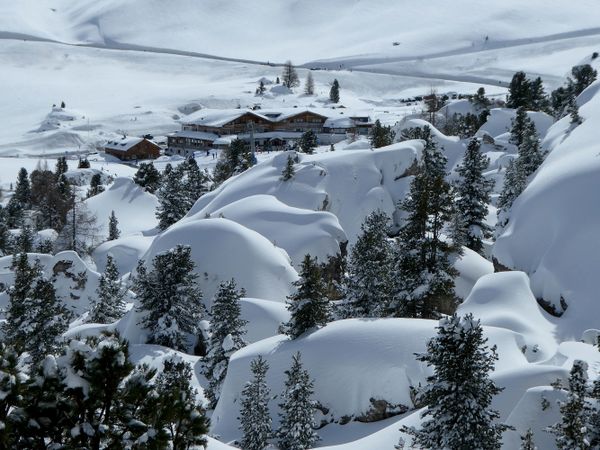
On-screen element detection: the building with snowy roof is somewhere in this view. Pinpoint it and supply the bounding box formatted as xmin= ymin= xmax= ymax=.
xmin=104 ymin=137 xmax=160 ymax=161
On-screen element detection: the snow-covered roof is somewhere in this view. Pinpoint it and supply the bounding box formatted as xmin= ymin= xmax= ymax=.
xmin=168 ymin=130 xmax=220 ymax=141
xmin=104 ymin=137 xmax=145 ymax=151
xmin=182 ymin=109 xmax=269 ymax=127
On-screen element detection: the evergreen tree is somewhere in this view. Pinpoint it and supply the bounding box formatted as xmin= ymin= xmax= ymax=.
xmin=136 ymin=245 xmax=204 ymax=352
xmin=284 ymin=255 xmax=330 ymax=339
xmin=329 ymin=79 xmax=340 ymax=103
xmin=257 ymin=80 xmax=266 ymax=95
xmin=520 ymin=428 xmax=537 ymax=450
xmin=471 ymin=86 xmax=491 ymax=111
xmin=184 ymin=157 xmax=210 ymax=204
xmin=213 ymin=139 xmax=253 ymax=185
xmin=30 ymin=168 xmax=72 ymax=230
xmin=370 ymin=119 xmax=395 ymax=148
xmin=239 ymin=356 xmax=272 ymax=450
xmin=394 ymin=127 xmax=458 ymax=318
xmin=529 ymin=77 xmax=550 ymax=112
xmin=510 ymin=107 xmax=530 ymax=148
xmin=517 ymin=121 xmax=544 ymax=178
xmin=6 ymin=167 xmax=31 ymax=227
xmin=281 ymin=153 xmax=296 ymax=181
xmin=551 ymin=85 xmax=571 ymax=118
xmin=340 ymin=210 xmax=395 ymax=318
xmin=87 ymin=173 xmax=104 ymax=198
xmin=204 ymin=279 xmax=248 ymax=408
xmin=506 ymin=71 xmax=532 ymax=109
xmin=281 ymin=61 xmax=300 ymax=89
xmin=568 ymin=94 xmax=583 ymax=125
xmin=402 ymin=313 xmax=508 ymax=449
xmin=497 ymin=159 xmax=527 ymax=230
xmin=298 ymin=130 xmax=318 ymax=154
xmin=0 ymin=343 xmax=24 ymax=446
xmin=55 ymin=156 xmax=68 ymax=179
xmin=78 ymin=157 xmax=90 ymax=169
xmin=453 ymin=138 xmax=494 ymax=254
xmin=304 ymin=72 xmax=315 ymax=95
xmin=15 ymin=225 xmax=34 ymax=253
xmin=570 ymin=64 xmax=597 ymax=96
xmin=0 ymin=206 xmax=11 ymax=256
xmin=277 ymin=352 xmax=319 ymax=450
xmin=55 ymin=195 xmax=100 ymax=254
xmin=548 ymin=360 xmax=594 ymax=449
xmin=133 ymin=162 xmax=161 ymax=193
xmin=156 ymin=164 xmax=188 ymax=230
xmin=108 ymin=210 xmax=120 ymax=241
xmin=89 ymin=255 xmax=126 ymax=323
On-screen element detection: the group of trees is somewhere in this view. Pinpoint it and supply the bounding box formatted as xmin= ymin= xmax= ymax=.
xmin=281 ymin=61 xmax=340 ymax=103
xmin=239 ymin=352 xmax=319 ymax=450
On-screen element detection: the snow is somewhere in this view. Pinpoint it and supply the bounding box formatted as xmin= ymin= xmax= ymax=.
xmin=240 ymin=298 xmax=290 ymax=343
xmin=92 ymin=235 xmax=154 ymax=275
xmin=478 ymin=108 xmax=554 ymax=140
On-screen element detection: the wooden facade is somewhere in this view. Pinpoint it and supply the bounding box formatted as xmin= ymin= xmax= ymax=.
xmin=104 ymin=138 xmax=160 ymax=161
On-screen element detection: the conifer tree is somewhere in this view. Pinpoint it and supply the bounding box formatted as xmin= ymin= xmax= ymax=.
xmin=136 ymin=245 xmax=204 ymax=352
xmin=55 ymin=156 xmax=68 ymax=179
xmin=133 ymin=162 xmax=161 ymax=193
xmin=510 ymin=107 xmax=530 ymax=148
xmin=506 ymin=71 xmax=532 ymax=109
xmin=298 ymin=130 xmax=317 ymax=154
xmin=471 ymin=86 xmax=491 ymax=111
xmin=281 ymin=154 xmax=296 ymax=181
xmin=282 ymin=61 xmax=300 ymax=89
xmin=239 ymin=356 xmax=272 ymax=450
xmin=78 ymin=157 xmax=90 ymax=169
xmin=304 ymin=72 xmax=315 ymax=95
xmin=156 ymin=164 xmax=188 ymax=230
xmin=213 ymin=139 xmax=253 ymax=185
xmin=277 ymin=352 xmax=319 ymax=450
xmin=453 ymin=138 xmax=494 ymax=254
xmin=108 ymin=210 xmax=120 ymax=241
xmin=520 ymin=428 xmax=537 ymax=450
xmin=341 ymin=210 xmax=395 ymax=318
xmin=0 ymin=343 xmax=24 ymax=446
xmin=257 ymin=80 xmax=266 ymax=95
xmin=184 ymin=157 xmax=210 ymax=205
xmin=394 ymin=127 xmax=458 ymax=318
xmin=284 ymin=255 xmax=330 ymax=339
xmin=570 ymin=64 xmax=597 ymax=96
xmin=529 ymin=77 xmax=550 ymax=112
xmin=329 ymin=79 xmax=340 ymax=103
xmin=0 ymin=206 xmax=10 ymax=256
xmin=402 ymin=314 xmax=508 ymax=449
xmin=517 ymin=121 xmax=544 ymax=178
xmin=204 ymin=279 xmax=248 ymax=408
xmin=89 ymin=255 xmax=126 ymax=324
xmin=55 ymin=195 xmax=100 ymax=254
xmin=568 ymin=94 xmax=582 ymax=125
xmin=6 ymin=167 xmax=31 ymax=227
xmin=87 ymin=173 xmax=104 ymax=198
xmin=548 ymin=360 xmax=594 ymax=449
xmin=15 ymin=225 xmax=34 ymax=253
xmin=497 ymin=159 xmax=527 ymax=230
xmin=370 ymin=119 xmax=395 ymax=148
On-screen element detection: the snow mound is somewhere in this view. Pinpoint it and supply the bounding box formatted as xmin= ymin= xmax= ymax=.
xmin=143 ymin=218 xmax=297 ymax=304
xmin=240 ymin=298 xmax=290 ymax=343
xmin=477 ymin=108 xmax=554 ymax=141
xmin=453 ymin=247 xmax=494 ymax=299
xmin=84 ymin=177 xmax=159 ymax=237
xmin=92 ymin=235 xmax=154 ymax=275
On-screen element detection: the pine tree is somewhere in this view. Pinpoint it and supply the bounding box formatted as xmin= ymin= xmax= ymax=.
xmin=0 ymin=343 xmax=24 ymax=446
xmin=568 ymin=94 xmax=582 ymax=125
xmin=87 ymin=173 xmax=104 ymax=198
xmin=517 ymin=121 xmax=544 ymax=178
xmin=0 ymin=206 xmax=10 ymax=256
xmin=394 ymin=127 xmax=458 ymax=318
xmin=55 ymin=156 xmax=68 ymax=179
xmin=183 ymin=157 xmax=210 ymax=205
xmin=520 ymin=428 xmax=537 ymax=450
xmin=89 ymin=255 xmax=126 ymax=324
xmin=257 ymin=80 xmax=266 ymax=95
xmin=329 ymin=79 xmax=340 ymax=103
xmin=453 ymin=138 xmax=494 ymax=254
xmin=136 ymin=245 xmax=204 ymax=352
xmin=304 ymin=72 xmax=315 ymax=95
xmin=340 ymin=210 xmax=395 ymax=318
xmin=78 ymin=157 xmax=90 ymax=169
xmin=401 ymin=314 xmax=508 ymax=449
xmin=471 ymin=86 xmax=491 ymax=111
xmin=529 ymin=77 xmax=550 ymax=112
xmin=133 ymin=162 xmax=161 ymax=193
xmin=570 ymin=64 xmax=597 ymax=96
xmin=506 ymin=71 xmax=532 ymax=109
xmin=239 ymin=356 xmax=272 ymax=450
xmin=6 ymin=167 xmax=31 ymax=227
xmin=281 ymin=154 xmax=296 ymax=181
xmin=281 ymin=61 xmax=300 ymax=89
xmin=496 ymin=158 xmax=527 ymax=230
xmin=156 ymin=164 xmax=188 ymax=230
xmin=284 ymin=255 xmax=330 ymax=339
xmin=548 ymin=360 xmax=594 ymax=449
xmin=15 ymin=225 xmax=34 ymax=253
xmin=204 ymin=279 xmax=248 ymax=408
xmin=213 ymin=139 xmax=253 ymax=185
xmin=510 ymin=107 xmax=530 ymax=148
xmin=370 ymin=119 xmax=395 ymax=148
xmin=108 ymin=210 xmax=120 ymax=241
xmin=277 ymin=352 xmax=319 ymax=450
xmin=298 ymin=130 xmax=318 ymax=154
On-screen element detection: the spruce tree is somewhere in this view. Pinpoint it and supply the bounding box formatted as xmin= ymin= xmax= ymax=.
xmin=304 ymin=72 xmax=315 ymax=95
xmin=277 ymin=352 xmax=319 ymax=450
xmin=370 ymin=119 xmax=395 ymax=148
xmin=517 ymin=121 xmax=544 ymax=178
xmin=136 ymin=245 xmax=204 ymax=352
xmin=239 ymin=356 xmax=272 ymax=450
xmin=570 ymin=64 xmax=597 ymax=96
xmin=281 ymin=154 xmax=296 ymax=181
xmin=510 ymin=107 xmax=530 ymax=148
xmin=78 ymin=157 xmax=90 ymax=169
xmin=520 ymin=428 xmax=537 ymax=450
xmin=284 ymin=255 xmax=330 ymax=339
xmin=55 ymin=156 xmax=68 ymax=179
xmin=402 ymin=313 xmax=508 ymax=449
xmin=453 ymin=138 xmax=494 ymax=254
xmin=341 ymin=210 xmax=395 ymax=318
xmin=0 ymin=343 xmax=24 ymax=446
xmin=506 ymin=71 xmax=532 ymax=109
xmin=471 ymin=86 xmax=491 ymax=111
xmin=184 ymin=157 xmax=210 ymax=206
xmin=87 ymin=173 xmax=104 ymax=198
xmin=568 ymin=94 xmax=582 ymax=125
xmin=529 ymin=77 xmax=550 ymax=112
xmin=257 ymin=80 xmax=266 ymax=95
xmin=0 ymin=206 xmax=10 ymax=256
xmin=497 ymin=159 xmax=527 ymax=230
xmin=298 ymin=130 xmax=317 ymax=154
xmin=329 ymin=79 xmax=340 ymax=103
xmin=89 ymin=255 xmax=126 ymax=323
xmin=108 ymin=210 xmax=120 ymax=241
xmin=204 ymin=279 xmax=248 ymax=408
xmin=156 ymin=164 xmax=188 ymax=230
xmin=6 ymin=167 xmax=31 ymax=227
xmin=15 ymin=225 xmax=34 ymax=253
xmin=548 ymin=360 xmax=593 ymax=449
xmin=213 ymin=139 xmax=253 ymax=185
xmin=281 ymin=61 xmax=300 ymax=89
xmin=394 ymin=127 xmax=458 ymax=318
xmin=133 ymin=162 xmax=161 ymax=193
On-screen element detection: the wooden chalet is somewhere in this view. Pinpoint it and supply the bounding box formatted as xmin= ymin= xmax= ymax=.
xmin=104 ymin=137 xmax=160 ymax=161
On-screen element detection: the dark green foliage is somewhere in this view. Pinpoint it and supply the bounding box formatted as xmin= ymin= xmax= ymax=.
xmin=568 ymin=94 xmax=582 ymax=125
xmin=329 ymin=79 xmax=340 ymax=103
xmin=282 ymin=61 xmax=300 ymax=89
xmin=108 ymin=210 xmax=120 ymax=241
xmin=213 ymin=139 xmax=253 ymax=185
xmin=510 ymin=107 xmax=530 ymax=148
xmin=6 ymin=168 xmax=31 ymax=227
xmin=156 ymin=164 xmax=188 ymax=230
xmin=281 ymin=153 xmax=296 ymax=181
xmin=14 ymin=225 xmax=34 ymax=254
xmin=506 ymin=71 xmax=532 ymax=109
xmin=452 ymin=138 xmax=494 ymax=254
xmin=570 ymin=64 xmax=597 ymax=96
xmin=443 ymin=112 xmax=488 ymax=138
xmin=0 ymin=207 xmax=11 ymax=256
xmin=55 ymin=156 xmax=68 ymax=178
xmin=89 ymin=255 xmax=126 ymax=323
xmin=277 ymin=352 xmax=319 ymax=450
xmin=87 ymin=173 xmax=104 ymax=198
xmin=204 ymin=279 xmax=248 ymax=408
xmin=133 ymin=162 xmax=161 ymax=193
xmin=370 ymin=119 xmax=396 ymax=148
xmin=284 ymin=255 xmax=330 ymax=339
xmin=402 ymin=314 xmax=508 ymax=449
xmin=298 ymin=130 xmax=318 ymax=154
xmin=185 ymin=157 xmax=211 ymax=203
xmin=497 ymin=159 xmax=526 ymax=228
xmin=78 ymin=157 xmax=90 ymax=169
xmin=136 ymin=245 xmax=204 ymax=352
xmin=471 ymin=86 xmax=491 ymax=111
xmin=520 ymin=428 xmax=536 ymax=450
xmin=30 ymin=168 xmax=73 ymax=230
xmin=400 ymin=126 xmax=428 ymax=141
xmin=239 ymin=356 xmax=272 ymax=450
